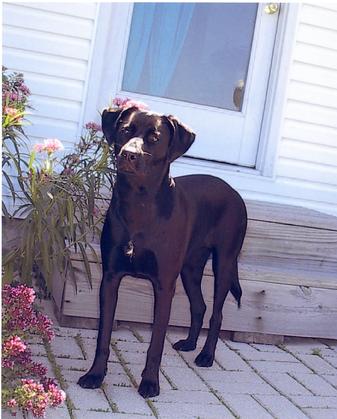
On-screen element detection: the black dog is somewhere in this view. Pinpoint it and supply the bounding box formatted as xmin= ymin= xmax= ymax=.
xmin=78 ymin=106 xmax=247 ymax=398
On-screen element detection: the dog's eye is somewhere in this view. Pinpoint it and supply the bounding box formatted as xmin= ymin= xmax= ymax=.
xmin=120 ymin=126 xmax=133 ymax=135
xmin=148 ymin=132 xmax=160 ymax=143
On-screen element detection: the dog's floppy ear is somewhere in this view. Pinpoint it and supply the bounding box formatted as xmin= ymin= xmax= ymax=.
xmin=101 ymin=107 xmax=137 ymax=145
xmin=166 ymin=115 xmax=196 ymax=162
xmin=101 ymin=108 xmax=123 ymax=145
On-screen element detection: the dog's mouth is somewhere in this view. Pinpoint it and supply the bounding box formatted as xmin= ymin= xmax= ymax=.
xmin=116 ymin=157 xmax=138 ymax=175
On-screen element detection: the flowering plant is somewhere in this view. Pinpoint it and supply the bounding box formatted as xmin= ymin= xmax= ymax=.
xmin=2 ymin=67 xmax=32 ymax=214
xmin=2 ymin=284 xmax=66 ymax=417
xmin=2 ymin=67 xmax=116 ymax=290
xmin=111 ymin=96 xmax=149 ymax=111
xmin=3 ymin=120 xmax=115 ymax=290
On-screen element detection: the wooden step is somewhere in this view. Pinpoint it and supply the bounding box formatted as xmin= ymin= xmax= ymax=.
xmin=53 ymin=199 xmax=337 ymax=339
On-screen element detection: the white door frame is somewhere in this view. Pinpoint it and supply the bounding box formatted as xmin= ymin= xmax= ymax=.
xmin=81 ymin=3 xmax=301 ymax=180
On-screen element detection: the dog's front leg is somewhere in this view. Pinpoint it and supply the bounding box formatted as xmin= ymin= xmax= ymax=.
xmin=138 ymin=284 xmax=175 ymax=398
xmin=78 ymin=274 xmax=122 ymax=389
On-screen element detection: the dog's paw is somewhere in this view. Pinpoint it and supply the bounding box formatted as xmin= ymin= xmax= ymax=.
xmin=138 ymin=378 xmax=160 ymax=398
xmin=77 ymin=372 xmax=105 ymax=389
xmin=172 ymin=339 xmax=196 ymax=352
xmin=195 ymin=351 xmax=214 ymax=367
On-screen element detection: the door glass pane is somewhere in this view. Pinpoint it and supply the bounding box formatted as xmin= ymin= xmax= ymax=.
xmin=122 ymin=3 xmax=258 ymax=111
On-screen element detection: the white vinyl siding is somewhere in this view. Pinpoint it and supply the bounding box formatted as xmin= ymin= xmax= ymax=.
xmin=276 ymin=3 xmax=337 ymax=211
xmin=2 ymin=2 xmax=97 ymax=150
xmin=2 ymin=2 xmax=337 ymax=216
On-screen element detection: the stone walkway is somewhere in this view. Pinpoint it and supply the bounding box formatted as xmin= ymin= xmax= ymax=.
xmin=3 ymin=304 xmax=337 ymax=419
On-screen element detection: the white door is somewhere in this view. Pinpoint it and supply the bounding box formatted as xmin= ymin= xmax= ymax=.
xmin=99 ymin=3 xmax=279 ymax=167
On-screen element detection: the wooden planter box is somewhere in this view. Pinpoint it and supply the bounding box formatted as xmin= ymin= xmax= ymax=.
xmin=52 ymin=200 xmax=337 ymax=340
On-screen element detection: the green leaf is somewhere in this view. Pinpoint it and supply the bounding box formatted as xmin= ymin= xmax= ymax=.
xmin=2 ymin=171 xmax=16 ymax=203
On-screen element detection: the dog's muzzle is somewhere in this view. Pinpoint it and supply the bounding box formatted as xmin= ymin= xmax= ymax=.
xmin=118 ymin=137 xmax=144 ymax=173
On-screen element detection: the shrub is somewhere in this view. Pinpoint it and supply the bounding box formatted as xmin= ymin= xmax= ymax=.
xmin=2 ymin=284 xmax=66 ymax=417
xmin=2 ymin=67 xmax=115 ymax=291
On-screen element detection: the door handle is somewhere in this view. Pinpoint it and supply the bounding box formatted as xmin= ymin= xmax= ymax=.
xmin=233 ymin=80 xmax=245 ymax=111
xmin=264 ymin=3 xmax=279 ymax=15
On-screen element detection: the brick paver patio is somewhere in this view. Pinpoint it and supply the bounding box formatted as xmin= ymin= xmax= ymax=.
xmin=3 ymin=301 xmax=337 ymax=419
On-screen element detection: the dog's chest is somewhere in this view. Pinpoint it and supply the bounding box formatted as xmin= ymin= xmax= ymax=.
xmin=120 ymin=244 xmax=158 ymax=280
xmin=119 ymin=200 xmax=157 ymax=235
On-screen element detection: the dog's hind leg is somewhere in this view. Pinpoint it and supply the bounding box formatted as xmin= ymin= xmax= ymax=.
xmin=173 ymin=248 xmax=210 ymax=352
xmin=195 ymin=251 xmax=238 ymax=367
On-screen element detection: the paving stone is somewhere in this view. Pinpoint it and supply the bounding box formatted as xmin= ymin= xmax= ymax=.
xmin=130 ymin=324 xmax=153 ymax=343
xmin=161 ymin=366 xmax=209 ymax=391
xmin=73 ymin=410 xmax=113 ymax=418
xmin=1 ymin=411 xmax=25 ymax=418
xmin=261 ymin=372 xmax=311 ymax=396
xmin=303 ymin=407 xmax=337 ymax=418
xmin=104 ymin=386 xmax=153 ymax=415
xmin=284 ymin=338 xmax=329 ymax=355
xmin=243 ymin=350 xmax=298 ymax=362
xmin=214 ymin=340 xmax=251 ymax=371
xmin=322 ymin=356 xmax=337 ymax=369
xmin=44 ymin=407 xmax=71 ymax=418
xmin=290 ymin=395 xmax=337 ymax=408
xmin=118 ymin=349 xmax=147 ymax=365
xmin=55 ymin=327 xmax=98 ymax=339
xmin=223 ymin=394 xmax=273 ymax=419
xmin=30 ymin=343 xmax=47 ymax=357
xmin=56 ymin=358 xmax=90 ymax=371
xmin=81 ymin=337 xmax=118 ymax=363
xmin=160 ymin=354 xmax=189 ymax=368
xmin=153 ymin=400 xmax=233 ymax=418
xmin=209 ymin=372 xmax=277 ymax=396
xmin=104 ymin=363 xmax=133 ymax=388
xmin=62 ymin=369 xmax=84 ymax=383
xmin=112 ymin=327 xmax=142 ymax=343
xmin=150 ymin=389 xmax=220 ymax=404
xmin=31 ymin=355 xmax=53 ymax=371
xmin=249 ymin=360 xmax=312 ymax=374
xmin=294 ymin=353 xmax=336 ymax=375
xmin=322 ymin=374 xmax=337 ymax=387
xmin=116 ymin=341 xmax=150 ymax=353
xmin=125 ymin=363 xmax=172 ymax=390
xmin=50 ymin=336 xmax=84 ymax=359
xmin=250 ymin=343 xmax=287 ymax=353
xmin=290 ymin=372 xmax=337 ymax=396
xmin=319 ymin=348 xmax=337 ymax=359
xmin=254 ymin=394 xmax=308 ymax=419
xmin=225 ymin=339 xmax=260 ymax=353
xmin=66 ymin=383 xmax=111 ymax=411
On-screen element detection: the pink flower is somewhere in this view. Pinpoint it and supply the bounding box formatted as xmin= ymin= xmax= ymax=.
xmin=43 ymin=138 xmax=64 ymax=153
xmin=46 ymin=383 xmax=66 ymax=406
xmin=2 ymin=285 xmax=54 ymax=342
xmin=85 ymin=121 xmax=102 ymax=132
xmin=4 ymin=106 xmax=20 ymax=117
xmin=112 ymin=97 xmax=148 ymax=111
xmin=33 ymin=139 xmax=64 ymax=154
xmin=33 ymin=143 xmax=45 ymax=153
xmin=3 ymin=336 xmax=27 ymax=357
xmin=19 ymin=83 xmax=31 ymax=95
xmin=7 ymin=398 xmax=17 ymax=408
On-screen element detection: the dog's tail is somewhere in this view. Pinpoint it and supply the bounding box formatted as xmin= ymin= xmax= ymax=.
xmin=230 ymin=279 xmax=242 ymax=308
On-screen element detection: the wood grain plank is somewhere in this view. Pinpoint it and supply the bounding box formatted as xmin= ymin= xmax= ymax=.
xmin=62 ymin=272 xmax=337 ymax=339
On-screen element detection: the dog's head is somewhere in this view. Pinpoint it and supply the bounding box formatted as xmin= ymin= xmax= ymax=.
xmin=102 ymin=106 xmax=195 ymax=176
